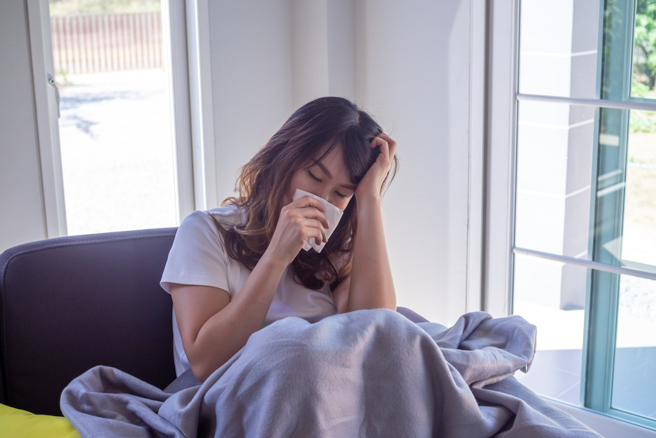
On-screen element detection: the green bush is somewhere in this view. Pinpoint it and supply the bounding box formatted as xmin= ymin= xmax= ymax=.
xmin=630 ymin=110 xmax=656 ymax=133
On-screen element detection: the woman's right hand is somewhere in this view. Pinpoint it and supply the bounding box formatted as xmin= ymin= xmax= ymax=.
xmin=265 ymin=195 xmax=330 ymax=266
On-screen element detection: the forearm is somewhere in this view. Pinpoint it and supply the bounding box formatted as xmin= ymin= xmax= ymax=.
xmin=346 ymin=195 xmax=396 ymax=312
xmin=189 ymin=253 xmax=286 ymax=381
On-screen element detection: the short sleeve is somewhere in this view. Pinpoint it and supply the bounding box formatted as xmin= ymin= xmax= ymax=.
xmin=160 ymin=210 xmax=231 ymax=296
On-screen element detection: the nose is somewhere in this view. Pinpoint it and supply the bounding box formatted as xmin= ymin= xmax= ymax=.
xmin=308 ymin=188 xmax=330 ymax=202
xmin=310 ymin=189 xmax=340 ymax=207
xmin=305 ymin=187 xmax=341 ymax=208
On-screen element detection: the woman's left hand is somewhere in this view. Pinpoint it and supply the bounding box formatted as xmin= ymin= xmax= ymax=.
xmin=355 ymin=133 xmax=397 ymax=202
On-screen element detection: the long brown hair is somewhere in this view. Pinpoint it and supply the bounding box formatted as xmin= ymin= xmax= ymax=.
xmin=211 ymin=97 xmax=398 ymax=291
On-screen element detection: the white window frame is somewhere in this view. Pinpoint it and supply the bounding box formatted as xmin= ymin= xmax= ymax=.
xmin=26 ymin=0 xmax=67 ymax=238
xmin=484 ymin=1 xmax=656 ymax=436
xmin=466 ymin=0 xmax=488 ymax=313
xmin=26 ymin=0 xmax=206 ymax=233
xmin=184 ymin=0 xmax=218 ymax=213
xmin=483 ymin=0 xmax=519 ymax=319
xmin=162 ymin=0 xmax=195 ymax=223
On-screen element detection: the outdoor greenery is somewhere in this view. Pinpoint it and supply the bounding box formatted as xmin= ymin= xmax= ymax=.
xmin=634 ymin=0 xmax=656 ymax=93
xmin=631 ymin=0 xmax=656 ymax=132
xmin=629 ymin=110 xmax=656 ymax=133
xmin=49 ymin=0 xmax=160 ymax=16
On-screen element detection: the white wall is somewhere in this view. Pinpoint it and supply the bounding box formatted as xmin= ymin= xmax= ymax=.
xmin=0 ymin=1 xmax=48 ymax=254
xmin=206 ymin=0 xmax=475 ymax=325
xmin=207 ymin=1 xmax=296 ymax=202
xmin=356 ymin=0 xmax=472 ymax=324
xmin=0 ymin=0 xmax=479 ymax=325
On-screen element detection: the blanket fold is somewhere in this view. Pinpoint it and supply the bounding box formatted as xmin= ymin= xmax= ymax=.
xmin=60 ymin=309 xmax=600 ymax=438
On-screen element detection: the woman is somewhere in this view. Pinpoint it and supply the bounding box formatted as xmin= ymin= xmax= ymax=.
xmin=160 ymin=96 xmax=399 ymax=382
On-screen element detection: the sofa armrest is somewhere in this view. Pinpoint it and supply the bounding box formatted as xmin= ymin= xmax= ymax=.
xmin=0 ymin=228 xmax=178 ymax=415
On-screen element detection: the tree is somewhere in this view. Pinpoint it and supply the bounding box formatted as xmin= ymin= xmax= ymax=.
xmin=634 ymin=0 xmax=656 ymax=89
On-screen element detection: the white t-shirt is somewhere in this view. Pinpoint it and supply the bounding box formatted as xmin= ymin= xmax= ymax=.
xmin=160 ymin=205 xmax=341 ymax=377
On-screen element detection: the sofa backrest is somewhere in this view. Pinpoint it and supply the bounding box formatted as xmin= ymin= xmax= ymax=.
xmin=0 ymin=228 xmax=178 ymax=416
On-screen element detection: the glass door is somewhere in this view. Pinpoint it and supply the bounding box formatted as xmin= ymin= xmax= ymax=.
xmin=586 ymin=0 xmax=656 ymax=423
xmin=512 ymin=0 xmax=656 ymax=430
xmin=48 ymin=0 xmax=179 ymax=235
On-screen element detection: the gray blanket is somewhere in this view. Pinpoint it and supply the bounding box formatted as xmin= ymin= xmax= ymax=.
xmin=60 ymin=309 xmax=601 ymax=437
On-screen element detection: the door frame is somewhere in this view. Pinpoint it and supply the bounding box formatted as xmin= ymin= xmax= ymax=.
xmin=26 ymin=0 xmax=204 ymax=234
xmin=26 ymin=0 xmax=67 ymax=237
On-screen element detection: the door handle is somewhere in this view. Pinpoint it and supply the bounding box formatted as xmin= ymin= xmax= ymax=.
xmin=47 ymin=71 xmax=60 ymax=118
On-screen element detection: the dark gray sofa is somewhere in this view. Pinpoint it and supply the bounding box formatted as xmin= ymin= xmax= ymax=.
xmin=0 ymin=227 xmax=427 ymax=416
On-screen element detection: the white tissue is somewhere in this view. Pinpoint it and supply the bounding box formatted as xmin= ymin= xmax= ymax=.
xmin=291 ymin=188 xmax=344 ymax=253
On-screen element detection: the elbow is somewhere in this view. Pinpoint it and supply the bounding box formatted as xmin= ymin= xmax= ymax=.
xmin=189 ymin=359 xmax=217 ymax=384
xmin=188 ymin=356 xmax=210 ymax=383
xmin=186 ymin=346 xmax=214 ymax=384
xmin=187 ymin=348 xmax=230 ymax=384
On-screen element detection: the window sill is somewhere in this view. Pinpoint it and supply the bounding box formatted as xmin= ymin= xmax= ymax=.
xmin=548 ymin=398 xmax=656 ymax=438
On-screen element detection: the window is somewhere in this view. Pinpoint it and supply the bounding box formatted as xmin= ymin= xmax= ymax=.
xmin=26 ymin=0 xmax=197 ymax=238
xmin=512 ymin=0 xmax=656 ymax=431
xmin=49 ymin=0 xmax=179 ymax=235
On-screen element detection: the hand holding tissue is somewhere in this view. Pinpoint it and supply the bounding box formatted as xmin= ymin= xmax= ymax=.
xmin=292 ymin=189 xmax=344 ymax=253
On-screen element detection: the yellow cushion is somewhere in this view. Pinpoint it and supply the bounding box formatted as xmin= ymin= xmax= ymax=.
xmin=0 ymin=403 xmax=80 ymax=438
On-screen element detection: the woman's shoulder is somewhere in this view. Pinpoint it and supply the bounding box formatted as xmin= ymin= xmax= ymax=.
xmin=183 ymin=205 xmax=245 ymax=227
xmin=206 ymin=204 xmax=246 ymax=223
xmin=177 ymin=205 xmax=245 ymax=243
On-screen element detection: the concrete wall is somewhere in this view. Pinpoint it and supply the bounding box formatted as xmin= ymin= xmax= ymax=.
xmin=0 ymin=1 xmax=49 ymax=254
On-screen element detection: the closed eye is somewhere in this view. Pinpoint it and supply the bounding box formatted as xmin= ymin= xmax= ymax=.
xmin=310 ymin=170 xmax=350 ymax=198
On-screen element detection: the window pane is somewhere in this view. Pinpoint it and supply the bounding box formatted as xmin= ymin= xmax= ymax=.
xmin=612 ymin=274 xmax=656 ymax=419
xmin=513 ymin=255 xmax=587 ymax=406
xmin=515 ymin=101 xmax=594 ymax=263
xmin=593 ymin=108 xmax=656 ymax=271
xmin=623 ymin=110 xmax=656 ymax=266
xmin=523 ymin=102 xmax=656 ymax=272
xmin=50 ymin=2 xmax=177 ymax=235
xmin=600 ymin=0 xmax=634 ymax=101
xmin=631 ymin=0 xmax=656 ymax=99
xmin=518 ymin=0 xmax=600 ymax=99
xmin=514 ymin=258 xmax=656 ymax=415
xmin=516 ymin=0 xmax=656 ymax=427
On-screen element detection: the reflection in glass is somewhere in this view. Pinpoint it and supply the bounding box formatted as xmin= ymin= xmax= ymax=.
xmin=513 ymin=255 xmax=586 ymax=406
xmin=622 ymin=110 xmax=656 ymax=267
xmin=601 ymin=0 xmax=634 ymax=101
xmin=514 ymin=0 xmax=656 ymax=424
xmin=631 ymin=0 xmax=656 ymax=100
xmin=514 ymin=101 xmax=594 ymax=264
xmin=612 ymin=275 xmax=656 ymax=419
xmin=518 ymin=0 xmax=599 ymax=99
xmin=593 ymin=108 xmax=656 ymax=270
xmin=514 ymin=258 xmax=656 ymax=416
xmin=592 ymin=108 xmax=628 ymax=268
